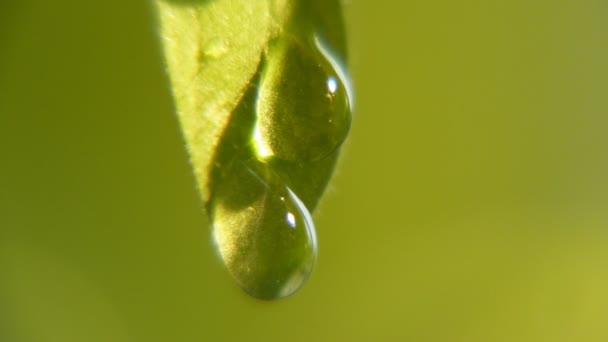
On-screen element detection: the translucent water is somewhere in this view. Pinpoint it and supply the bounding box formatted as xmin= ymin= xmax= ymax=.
xmin=253 ymin=35 xmax=352 ymax=162
xmin=206 ymin=1 xmax=351 ymax=300
xmin=209 ymin=160 xmax=317 ymax=300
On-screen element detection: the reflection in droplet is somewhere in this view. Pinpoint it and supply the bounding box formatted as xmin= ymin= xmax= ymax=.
xmin=286 ymin=212 xmax=297 ymax=228
xmin=327 ymin=76 xmax=338 ymax=95
xmin=314 ymin=35 xmax=355 ymax=110
xmin=253 ymin=34 xmax=352 ymax=162
xmin=209 ymin=160 xmax=317 ymax=300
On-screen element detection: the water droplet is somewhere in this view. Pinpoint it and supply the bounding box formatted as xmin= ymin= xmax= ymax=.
xmin=201 ymin=2 xmax=352 ymax=300
xmin=208 ymin=160 xmax=317 ymax=300
xmin=253 ymin=34 xmax=352 ymax=161
xmin=201 ymin=38 xmax=229 ymax=60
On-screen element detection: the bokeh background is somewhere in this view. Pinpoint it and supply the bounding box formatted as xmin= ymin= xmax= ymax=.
xmin=2 ymin=0 xmax=608 ymax=341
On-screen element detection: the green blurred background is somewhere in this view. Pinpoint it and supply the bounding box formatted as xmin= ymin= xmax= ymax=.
xmin=2 ymin=0 xmax=608 ymax=341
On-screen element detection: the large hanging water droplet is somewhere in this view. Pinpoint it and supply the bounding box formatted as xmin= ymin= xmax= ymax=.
xmin=208 ymin=159 xmax=317 ymax=300
xmin=253 ymin=34 xmax=352 ymax=161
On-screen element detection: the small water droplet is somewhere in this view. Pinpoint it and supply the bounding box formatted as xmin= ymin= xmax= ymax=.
xmin=253 ymin=34 xmax=352 ymax=161
xmin=209 ymin=160 xmax=317 ymax=300
xmin=201 ymin=38 xmax=229 ymax=60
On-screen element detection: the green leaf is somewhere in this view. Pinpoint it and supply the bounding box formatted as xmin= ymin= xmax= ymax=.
xmin=155 ymin=0 xmax=348 ymax=206
xmin=155 ymin=0 xmax=277 ymax=202
xmin=155 ymin=0 xmax=350 ymax=299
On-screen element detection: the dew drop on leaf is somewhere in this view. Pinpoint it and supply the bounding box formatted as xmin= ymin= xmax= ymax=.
xmin=253 ymin=34 xmax=352 ymax=162
xmin=202 ymin=37 xmax=229 ymax=61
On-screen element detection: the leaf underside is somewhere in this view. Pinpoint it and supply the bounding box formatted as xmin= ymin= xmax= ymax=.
xmin=155 ymin=0 xmax=348 ymax=209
